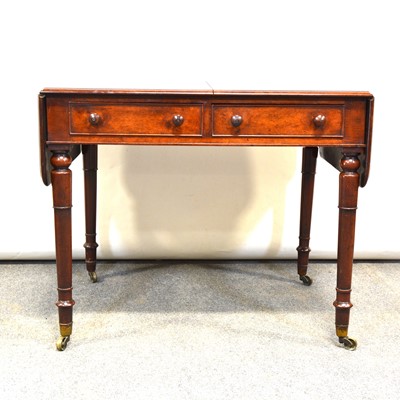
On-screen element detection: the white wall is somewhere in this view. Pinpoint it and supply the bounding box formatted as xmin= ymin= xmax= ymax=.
xmin=0 ymin=0 xmax=398 ymax=260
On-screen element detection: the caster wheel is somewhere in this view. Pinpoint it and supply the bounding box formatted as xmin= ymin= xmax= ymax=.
xmin=300 ymin=275 xmax=313 ymax=286
xmin=88 ymin=271 xmax=97 ymax=283
xmin=56 ymin=336 xmax=70 ymax=351
xmin=339 ymin=336 xmax=357 ymax=351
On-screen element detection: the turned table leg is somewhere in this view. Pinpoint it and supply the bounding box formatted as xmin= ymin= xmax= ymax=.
xmin=51 ymin=149 xmax=75 ymax=351
xmin=297 ymin=147 xmax=318 ymax=286
xmin=334 ymin=151 xmax=361 ymax=350
xmin=83 ymin=145 xmax=98 ymax=283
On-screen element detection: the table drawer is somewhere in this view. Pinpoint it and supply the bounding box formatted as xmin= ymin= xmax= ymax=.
xmin=69 ymin=103 xmax=203 ymax=136
xmin=212 ymin=105 xmax=344 ymax=137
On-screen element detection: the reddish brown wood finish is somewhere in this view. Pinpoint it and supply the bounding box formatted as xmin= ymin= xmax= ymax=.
xmin=212 ymin=105 xmax=343 ymax=137
xmin=83 ymin=145 xmax=98 ymax=278
xmin=335 ymin=151 xmax=361 ymax=340
xmin=297 ymin=147 xmax=318 ymax=282
xmin=50 ymin=149 xmax=75 ymax=338
xmin=39 ymin=88 xmax=374 ymax=350
xmin=42 ymin=90 xmax=371 ymax=148
xmin=71 ymin=103 xmax=204 ymax=136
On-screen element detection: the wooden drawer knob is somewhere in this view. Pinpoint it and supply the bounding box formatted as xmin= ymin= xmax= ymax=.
xmin=313 ymin=114 xmax=326 ymax=128
xmin=89 ymin=113 xmax=100 ymax=126
xmin=231 ymin=115 xmax=243 ymax=127
xmin=173 ymin=115 xmax=184 ymax=127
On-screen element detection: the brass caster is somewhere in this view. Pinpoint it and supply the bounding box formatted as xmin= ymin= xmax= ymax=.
xmin=339 ymin=336 xmax=357 ymax=351
xmin=56 ymin=335 xmax=70 ymax=351
xmin=88 ymin=271 xmax=97 ymax=283
xmin=299 ymin=275 xmax=313 ymax=286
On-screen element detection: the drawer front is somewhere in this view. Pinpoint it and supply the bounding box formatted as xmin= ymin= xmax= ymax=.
xmin=212 ymin=105 xmax=344 ymax=137
xmin=70 ymin=103 xmax=203 ymax=136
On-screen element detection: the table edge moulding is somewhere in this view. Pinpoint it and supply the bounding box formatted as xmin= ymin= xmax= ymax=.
xmin=39 ymin=88 xmax=374 ymax=351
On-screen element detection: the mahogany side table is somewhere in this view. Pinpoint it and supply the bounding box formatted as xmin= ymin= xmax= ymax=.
xmin=39 ymin=88 xmax=374 ymax=351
